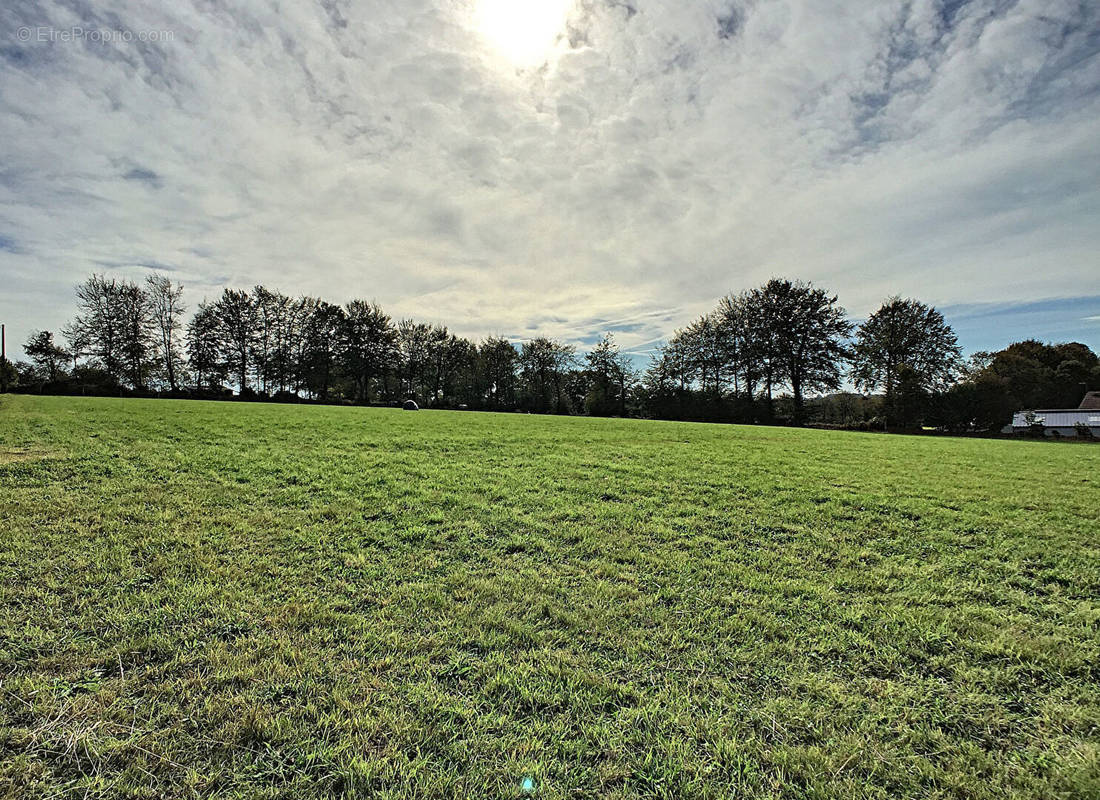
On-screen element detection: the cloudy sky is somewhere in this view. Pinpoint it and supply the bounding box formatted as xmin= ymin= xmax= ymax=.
xmin=1 ymin=0 xmax=1098 ymax=362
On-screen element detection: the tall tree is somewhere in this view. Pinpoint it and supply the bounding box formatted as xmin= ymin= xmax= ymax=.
xmin=251 ymin=286 xmax=305 ymax=394
xmin=212 ymin=289 xmax=257 ymax=393
xmin=64 ymin=274 xmax=127 ymax=384
xmin=658 ymin=336 xmax=695 ymax=394
xmin=640 ymin=334 xmax=700 ymax=421
xmin=478 ymin=337 xmax=518 ymax=409
xmin=251 ymin=286 xmax=277 ymax=393
xmin=146 ymin=274 xmax=187 ymax=391
xmin=395 ymin=320 xmax=436 ymax=401
xmin=288 ymin=296 xmax=320 ymax=394
xmin=271 ymin=295 xmax=310 ymax=394
xmin=585 ymin=333 xmax=635 ymax=416
xmin=342 ymin=300 xmax=396 ymax=402
xmin=851 ymin=297 xmax=961 ymax=427
xmin=63 ymin=275 xmax=153 ymax=389
xmin=434 ymin=333 xmax=476 ymax=406
xmin=300 ymin=300 xmax=346 ymax=400
xmin=118 ymin=281 xmax=155 ymax=389
xmin=23 ymin=331 xmax=70 ymax=383
xmin=742 ymin=286 xmax=783 ymax=420
xmin=683 ymin=313 xmax=734 ymax=403
xmin=520 ymin=337 xmax=576 ymax=413
xmin=758 ymin=278 xmax=852 ymax=424
xmin=186 ymin=301 xmax=226 ymax=392
xmin=716 ymin=292 xmax=759 ymax=399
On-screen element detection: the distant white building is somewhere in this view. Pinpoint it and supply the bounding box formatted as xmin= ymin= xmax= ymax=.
xmin=1011 ymin=409 xmax=1100 ymax=437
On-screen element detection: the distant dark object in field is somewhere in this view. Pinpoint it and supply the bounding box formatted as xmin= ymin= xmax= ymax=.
xmin=403 ymin=400 xmax=419 ymax=411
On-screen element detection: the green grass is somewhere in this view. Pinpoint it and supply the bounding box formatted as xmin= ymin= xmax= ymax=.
xmin=1 ymin=394 xmax=1098 ymax=799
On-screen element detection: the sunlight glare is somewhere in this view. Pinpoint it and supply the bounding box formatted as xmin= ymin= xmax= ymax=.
xmin=475 ymin=0 xmax=573 ymax=68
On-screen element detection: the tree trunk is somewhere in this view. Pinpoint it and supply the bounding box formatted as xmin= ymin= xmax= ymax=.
xmin=792 ymin=370 xmax=803 ymax=426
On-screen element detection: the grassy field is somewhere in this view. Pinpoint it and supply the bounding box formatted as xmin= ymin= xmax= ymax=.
xmin=0 ymin=394 xmax=1097 ymax=799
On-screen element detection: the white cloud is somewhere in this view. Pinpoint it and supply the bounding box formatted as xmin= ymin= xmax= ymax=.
xmin=1 ymin=0 xmax=1098 ymax=361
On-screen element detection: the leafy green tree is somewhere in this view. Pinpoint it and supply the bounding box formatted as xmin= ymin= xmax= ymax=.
xmin=851 ymin=298 xmax=961 ymax=427
xmin=520 ymin=337 xmax=576 ymax=413
xmin=14 ymin=361 xmax=38 ymax=387
xmin=301 ymin=301 xmax=346 ymax=400
xmin=186 ymin=301 xmax=226 ymax=392
xmin=646 ymin=282 xmax=848 ymax=424
xmin=477 ymin=337 xmax=518 ymax=409
xmin=1053 ymin=359 xmax=1090 ymax=407
xmin=0 ymin=356 xmax=16 ymax=392
xmin=683 ymin=314 xmax=734 ymax=403
xmin=342 ymin=301 xmax=396 ymax=402
xmin=743 ymin=287 xmax=785 ymax=420
xmin=934 ymin=372 xmax=1016 ymax=432
xmin=755 ymin=279 xmax=852 ymax=424
xmin=585 ymin=333 xmax=635 ymax=416
xmin=650 ymin=334 xmax=695 ymax=396
xmin=892 ymin=364 xmax=929 ymax=429
xmin=969 ymin=340 xmax=1098 ymax=416
xmin=247 ymin=287 xmax=313 ymax=395
xmin=394 ymin=320 xmax=436 ymax=401
xmin=716 ymin=292 xmax=762 ymax=400
xmin=251 ymin=286 xmax=285 ymax=394
xmin=638 ymin=349 xmax=683 ymax=420
xmin=24 ymin=331 xmax=70 ymax=383
xmin=648 ymin=312 xmax=740 ymax=422
xmin=434 ymin=334 xmax=476 ymax=406
xmin=64 ymin=274 xmax=129 ymax=385
xmin=211 ymin=289 xmax=257 ymax=393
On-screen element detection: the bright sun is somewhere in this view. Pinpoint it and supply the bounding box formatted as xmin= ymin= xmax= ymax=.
xmin=475 ymin=0 xmax=573 ymax=68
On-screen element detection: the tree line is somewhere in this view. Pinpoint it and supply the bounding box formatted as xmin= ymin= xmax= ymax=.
xmin=3 ymin=274 xmax=1097 ymax=433
xmin=4 ymin=274 xmax=621 ymax=415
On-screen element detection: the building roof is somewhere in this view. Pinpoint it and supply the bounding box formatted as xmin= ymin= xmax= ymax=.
xmin=1019 ymin=409 xmax=1097 ymax=414
xmin=1020 ymin=407 xmax=1091 ymax=413
xmin=1012 ymin=408 xmax=1100 ymax=424
xmin=1080 ymin=391 xmax=1100 ymax=410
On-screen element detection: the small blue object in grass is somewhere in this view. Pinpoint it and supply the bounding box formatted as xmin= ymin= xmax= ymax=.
xmin=521 ymin=776 xmax=536 ymax=794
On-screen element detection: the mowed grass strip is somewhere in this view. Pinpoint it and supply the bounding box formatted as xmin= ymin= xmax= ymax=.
xmin=0 ymin=394 xmax=1097 ymax=799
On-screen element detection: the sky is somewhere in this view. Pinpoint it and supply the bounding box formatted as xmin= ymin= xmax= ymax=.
xmin=1 ymin=0 xmax=1098 ymax=364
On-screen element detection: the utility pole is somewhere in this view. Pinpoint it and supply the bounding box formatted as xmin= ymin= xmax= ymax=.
xmin=1 ymin=323 xmax=7 ymax=393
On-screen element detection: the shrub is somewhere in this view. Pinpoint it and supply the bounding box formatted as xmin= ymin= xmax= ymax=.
xmin=1023 ymin=411 xmax=1046 ymax=438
